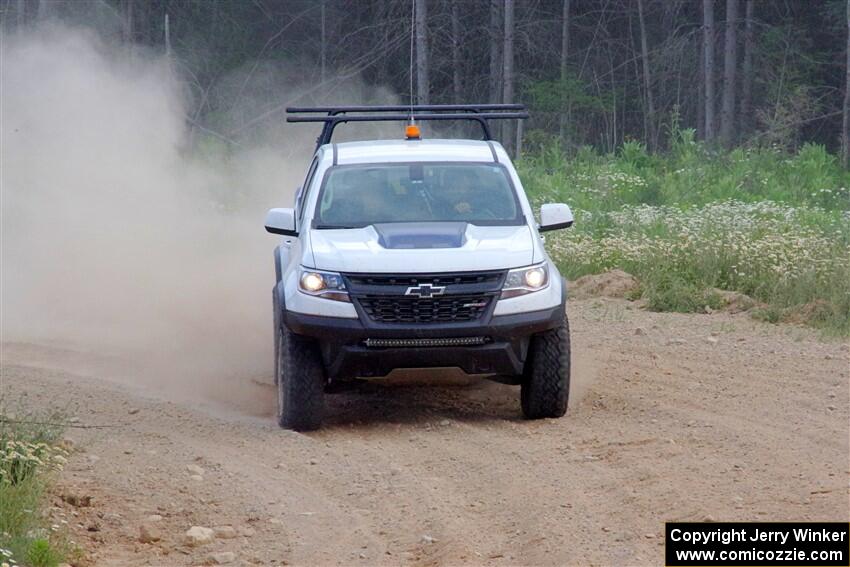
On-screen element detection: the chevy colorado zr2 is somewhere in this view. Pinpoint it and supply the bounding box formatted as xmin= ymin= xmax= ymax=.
xmin=265 ymin=105 xmax=574 ymax=430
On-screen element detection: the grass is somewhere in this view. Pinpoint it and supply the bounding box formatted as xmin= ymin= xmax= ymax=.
xmin=0 ymin=400 xmax=73 ymax=567
xmin=518 ymin=128 xmax=850 ymax=336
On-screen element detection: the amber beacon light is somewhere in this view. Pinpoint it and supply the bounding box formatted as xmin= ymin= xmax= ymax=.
xmin=405 ymin=123 xmax=421 ymax=139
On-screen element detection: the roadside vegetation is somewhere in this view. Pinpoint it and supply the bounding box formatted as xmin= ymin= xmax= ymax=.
xmin=0 ymin=402 xmax=72 ymax=567
xmin=519 ymin=129 xmax=850 ymax=336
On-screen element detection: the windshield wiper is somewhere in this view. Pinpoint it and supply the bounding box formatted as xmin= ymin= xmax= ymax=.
xmin=314 ymin=224 xmax=364 ymax=230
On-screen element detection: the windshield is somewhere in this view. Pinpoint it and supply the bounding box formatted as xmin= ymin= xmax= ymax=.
xmin=313 ymin=163 xmax=523 ymax=228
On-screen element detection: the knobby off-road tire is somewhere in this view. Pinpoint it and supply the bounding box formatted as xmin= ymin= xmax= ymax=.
xmin=521 ymin=311 xmax=571 ymax=419
xmin=276 ymin=324 xmax=325 ymax=431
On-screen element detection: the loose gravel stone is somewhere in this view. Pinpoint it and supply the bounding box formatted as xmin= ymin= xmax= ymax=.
xmin=184 ymin=526 xmax=215 ymax=546
xmin=213 ymin=525 xmax=238 ymax=539
xmin=208 ymin=551 xmax=237 ymax=564
xmin=186 ymin=464 xmax=205 ymax=475
xmin=139 ymin=522 xmax=162 ymax=543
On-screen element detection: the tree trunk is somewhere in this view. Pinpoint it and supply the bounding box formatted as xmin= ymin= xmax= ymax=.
xmin=698 ymin=29 xmax=705 ymax=139
xmin=502 ymin=0 xmax=515 ymax=152
xmin=37 ymin=0 xmax=50 ymax=20
xmin=135 ymin=0 xmax=149 ymax=45
xmin=703 ymin=0 xmax=716 ymax=143
xmin=320 ymin=1 xmax=327 ymax=85
xmin=658 ymin=0 xmax=677 ymax=120
xmin=164 ymin=12 xmax=171 ymax=59
xmin=636 ymin=0 xmax=656 ymax=151
xmin=740 ymin=0 xmax=754 ymax=139
xmin=451 ymin=1 xmax=462 ymax=104
xmin=719 ymin=0 xmax=738 ymax=147
xmin=559 ymin=0 xmax=570 ymax=146
xmin=415 ymin=0 xmax=429 ymax=104
xmin=122 ymin=0 xmax=134 ymax=43
xmin=488 ymin=0 xmax=502 ymax=105
xmin=375 ymin=0 xmax=390 ymax=87
xmin=17 ymin=0 xmax=27 ymax=28
xmin=844 ymin=0 xmax=850 ymax=168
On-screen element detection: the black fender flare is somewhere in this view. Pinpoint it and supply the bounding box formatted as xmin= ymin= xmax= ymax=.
xmin=274 ymin=246 xmax=283 ymax=283
xmin=272 ymin=280 xmax=287 ymax=382
xmin=274 ymin=279 xmax=287 ymax=331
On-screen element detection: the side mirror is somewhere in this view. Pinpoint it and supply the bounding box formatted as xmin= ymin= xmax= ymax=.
xmin=539 ymin=203 xmax=574 ymax=232
xmin=265 ymin=208 xmax=297 ymax=236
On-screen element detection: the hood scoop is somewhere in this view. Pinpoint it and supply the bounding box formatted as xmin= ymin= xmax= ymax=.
xmin=373 ymin=222 xmax=468 ymax=249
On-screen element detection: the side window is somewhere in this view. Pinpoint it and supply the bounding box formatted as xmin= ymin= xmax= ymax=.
xmin=297 ymin=157 xmax=320 ymax=222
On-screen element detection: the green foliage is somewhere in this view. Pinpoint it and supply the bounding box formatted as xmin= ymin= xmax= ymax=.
xmin=0 ymin=403 xmax=65 ymax=448
xmin=26 ymin=539 xmax=62 ymax=567
xmin=0 ymin=474 xmax=45 ymax=558
xmin=0 ymin=402 xmax=71 ymax=567
xmin=524 ymin=74 xmax=614 ymax=115
xmin=519 ymin=131 xmax=850 ymax=211
xmin=618 ymin=140 xmax=651 ymax=169
xmin=643 ymin=271 xmax=725 ymax=314
xmin=518 ymin=138 xmax=850 ymax=335
xmin=1 ymin=440 xmax=67 ymax=486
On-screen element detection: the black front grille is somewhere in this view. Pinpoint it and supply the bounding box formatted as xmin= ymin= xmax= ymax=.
xmin=344 ymin=270 xmax=503 ymax=325
xmin=345 ymin=271 xmax=503 ymax=288
xmin=358 ymin=295 xmax=491 ymax=323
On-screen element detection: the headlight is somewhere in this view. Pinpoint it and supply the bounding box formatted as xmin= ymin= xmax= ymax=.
xmin=298 ymin=268 xmax=349 ymax=302
xmin=501 ymin=263 xmax=549 ymax=299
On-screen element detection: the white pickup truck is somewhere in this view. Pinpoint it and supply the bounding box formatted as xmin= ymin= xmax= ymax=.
xmin=265 ymin=105 xmax=574 ymax=430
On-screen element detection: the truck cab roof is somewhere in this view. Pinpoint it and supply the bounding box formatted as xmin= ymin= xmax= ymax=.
xmin=322 ymin=139 xmax=507 ymax=166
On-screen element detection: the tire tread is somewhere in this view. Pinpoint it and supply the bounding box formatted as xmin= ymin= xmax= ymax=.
xmin=521 ymin=312 xmax=571 ymax=419
xmin=278 ymin=325 xmax=325 ymax=431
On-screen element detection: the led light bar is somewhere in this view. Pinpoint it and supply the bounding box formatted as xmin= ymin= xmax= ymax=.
xmin=364 ymin=337 xmax=489 ymax=348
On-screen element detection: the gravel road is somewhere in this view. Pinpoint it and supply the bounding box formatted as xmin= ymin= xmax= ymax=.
xmin=2 ymin=298 xmax=848 ymax=566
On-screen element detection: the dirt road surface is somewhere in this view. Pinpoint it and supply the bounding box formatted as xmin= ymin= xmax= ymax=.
xmin=2 ymin=298 xmax=848 ymax=566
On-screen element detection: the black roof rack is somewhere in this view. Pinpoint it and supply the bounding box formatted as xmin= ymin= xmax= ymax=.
xmin=286 ymin=104 xmax=529 ymax=151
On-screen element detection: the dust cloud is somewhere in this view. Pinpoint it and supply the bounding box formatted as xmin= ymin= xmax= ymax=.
xmin=1 ymin=24 xmax=560 ymax=418
xmin=0 ymin=23 xmax=331 ymax=404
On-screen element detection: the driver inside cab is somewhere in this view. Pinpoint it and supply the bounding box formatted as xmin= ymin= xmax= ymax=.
xmin=440 ymin=169 xmax=483 ymax=218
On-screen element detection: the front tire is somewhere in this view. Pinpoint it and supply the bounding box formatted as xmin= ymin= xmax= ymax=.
xmin=276 ymin=324 xmax=326 ymax=431
xmin=521 ymin=311 xmax=571 ymax=419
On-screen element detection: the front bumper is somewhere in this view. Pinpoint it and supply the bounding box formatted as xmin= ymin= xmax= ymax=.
xmin=284 ymin=303 xmax=564 ymax=379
